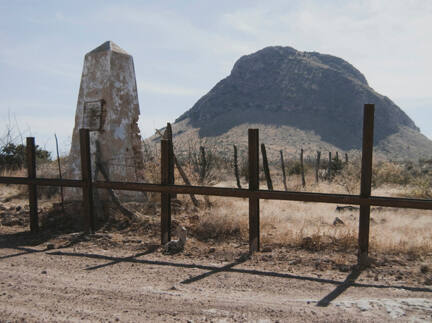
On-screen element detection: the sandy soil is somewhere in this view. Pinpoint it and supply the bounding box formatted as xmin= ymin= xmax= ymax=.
xmin=1 ymin=224 xmax=432 ymax=323
xmin=0 ymin=183 xmax=431 ymax=322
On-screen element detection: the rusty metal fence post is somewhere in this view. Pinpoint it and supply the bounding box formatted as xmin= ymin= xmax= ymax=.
xmin=26 ymin=137 xmax=38 ymax=232
xmin=248 ymin=129 xmax=260 ymax=252
xmin=79 ymin=129 xmax=95 ymax=233
xmin=358 ymin=104 xmax=375 ymax=265
xmin=161 ymin=139 xmax=171 ymax=244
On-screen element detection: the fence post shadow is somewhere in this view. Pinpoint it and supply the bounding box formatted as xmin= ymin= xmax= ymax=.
xmin=85 ymin=244 xmax=159 ymax=271
xmin=317 ymin=267 xmax=363 ymax=307
xmin=180 ymin=253 xmax=250 ymax=284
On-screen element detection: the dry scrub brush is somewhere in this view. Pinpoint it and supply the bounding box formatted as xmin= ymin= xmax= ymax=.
xmin=190 ymin=195 xmax=432 ymax=255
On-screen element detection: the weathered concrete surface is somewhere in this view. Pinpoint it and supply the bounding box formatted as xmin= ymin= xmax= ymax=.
xmin=65 ymin=41 xmax=144 ymax=201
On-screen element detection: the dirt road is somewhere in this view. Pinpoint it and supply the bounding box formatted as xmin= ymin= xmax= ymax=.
xmin=1 ymin=228 xmax=432 ymax=322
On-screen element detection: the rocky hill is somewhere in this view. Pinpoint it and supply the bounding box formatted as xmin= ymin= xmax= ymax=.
xmin=160 ymin=46 xmax=432 ymax=160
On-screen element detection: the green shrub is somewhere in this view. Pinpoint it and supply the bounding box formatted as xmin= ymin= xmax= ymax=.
xmin=0 ymin=143 xmax=51 ymax=171
xmin=331 ymin=157 xmax=344 ymax=174
xmin=409 ymin=176 xmax=432 ymax=199
xmin=287 ymin=161 xmax=302 ymax=175
xmin=373 ymin=161 xmax=411 ymax=187
xmin=335 ymin=159 xmax=361 ymax=194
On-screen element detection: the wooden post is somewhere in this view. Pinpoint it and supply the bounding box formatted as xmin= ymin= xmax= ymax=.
xmin=249 ymin=129 xmax=260 ymax=252
xmin=173 ymin=155 xmax=199 ymax=207
xmin=54 ymin=134 xmax=65 ymax=215
xmin=199 ymin=146 xmax=206 ymax=184
xmin=315 ymin=151 xmax=321 ymax=184
xmin=345 ymin=153 xmax=349 ymax=164
xmin=164 ymin=123 xmax=176 ymax=198
xmin=358 ymin=104 xmax=375 ymax=266
xmin=328 ymin=152 xmax=332 ymax=182
xmin=335 ymin=151 xmax=339 ymax=162
xmin=300 ymin=148 xmax=306 ymax=188
xmin=161 ymin=139 xmax=171 ymax=244
xmin=79 ymin=129 xmax=95 ymax=233
xmin=155 ymin=128 xmax=198 ymax=206
xmin=233 ymin=145 xmax=241 ymax=189
xmin=261 ymin=143 xmax=273 ymax=190
xmin=280 ymin=150 xmax=288 ymax=191
xmin=26 ymin=137 xmax=38 ymax=232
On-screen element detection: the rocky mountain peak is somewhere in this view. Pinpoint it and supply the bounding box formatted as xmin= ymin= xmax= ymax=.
xmin=172 ymin=46 xmax=431 ymax=159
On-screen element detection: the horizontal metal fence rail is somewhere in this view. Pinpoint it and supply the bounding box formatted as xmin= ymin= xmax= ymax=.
xmin=1 ymin=176 xmax=431 ymax=210
xmin=0 ymin=177 xmax=82 ymax=187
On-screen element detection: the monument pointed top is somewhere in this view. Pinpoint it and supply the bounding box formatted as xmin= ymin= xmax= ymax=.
xmin=88 ymin=41 xmax=129 ymax=55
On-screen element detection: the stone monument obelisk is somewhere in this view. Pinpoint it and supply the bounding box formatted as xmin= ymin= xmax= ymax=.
xmin=66 ymin=41 xmax=144 ymax=201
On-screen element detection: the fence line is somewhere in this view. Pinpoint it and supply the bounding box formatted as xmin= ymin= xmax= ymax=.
xmin=1 ymin=176 xmax=431 ymax=208
xmin=0 ymin=104 xmax=431 ymax=266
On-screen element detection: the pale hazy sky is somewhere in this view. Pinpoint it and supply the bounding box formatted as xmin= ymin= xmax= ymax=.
xmin=0 ymin=0 xmax=431 ymax=155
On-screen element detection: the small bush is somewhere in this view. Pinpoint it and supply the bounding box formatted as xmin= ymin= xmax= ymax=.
xmin=194 ymin=213 xmax=243 ymax=241
xmin=0 ymin=143 xmax=25 ymax=170
xmin=0 ymin=143 xmax=51 ymax=171
xmin=287 ymin=161 xmax=302 ymax=175
xmin=335 ymin=160 xmax=361 ymax=194
xmin=330 ymin=157 xmax=344 ymax=174
xmin=188 ymin=145 xmax=219 ymax=184
xmin=408 ymin=177 xmax=432 ymax=199
xmin=373 ymin=161 xmax=411 ymax=187
xmin=239 ymin=156 xmax=249 ymax=182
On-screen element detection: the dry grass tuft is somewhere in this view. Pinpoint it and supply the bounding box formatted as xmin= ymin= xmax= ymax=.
xmin=192 ymin=199 xmax=248 ymax=241
xmin=191 ymin=193 xmax=432 ymax=254
xmin=407 ymin=177 xmax=432 ymax=199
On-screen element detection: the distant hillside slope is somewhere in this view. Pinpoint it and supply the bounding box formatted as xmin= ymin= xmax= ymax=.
xmin=157 ymin=46 xmax=432 ymax=160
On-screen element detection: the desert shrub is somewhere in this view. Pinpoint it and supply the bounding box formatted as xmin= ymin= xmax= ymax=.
xmin=193 ymin=213 xmax=243 ymax=241
xmin=419 ymin=158 xmax=432 ymax=173
xmin=336 ymin=159 xmax=415 ymax=192
xmin=373 ymin=161 xmax=411 ymax=187
xmin=186 ymin=143 xmax=233 ymax=184
xmin=287 ymin=160 xmax=302 ymax=175
xmin=212 ymin=152 xmax=231 ymax=172
xmin=285 ymin=159 xmax=313 ymax=176
xmin=142 ymin=140 xmax=157 ymax=163
xmin=318 ymin=156 xmax=344 ymax=181
xmin=0 ymin=143 xmax=25 ymax=170
xmin=239 ymin=156 xmax=249 ymax=182
xmin=0 ymin=142 xmax=51 ymax=171
xmin=334 ymin=159 xmax=361 ymax=194
xmin=330 ymin=156 xmax=344 ymax=174
xmin=300 ymin=231 xmax=356 ymax=252
xmin=184 ymin=144 xmax=214 ymax=184
xmin=408 ymin=176 xmax=432 ymax=199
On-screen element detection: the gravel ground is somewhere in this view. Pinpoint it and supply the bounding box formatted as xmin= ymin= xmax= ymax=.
xmin=1 ymin=226 xmax=432 ymax=322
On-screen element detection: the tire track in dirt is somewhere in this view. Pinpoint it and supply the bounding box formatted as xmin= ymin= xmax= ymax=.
xmin=1 ymin=244 xmax=432 ymax=322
